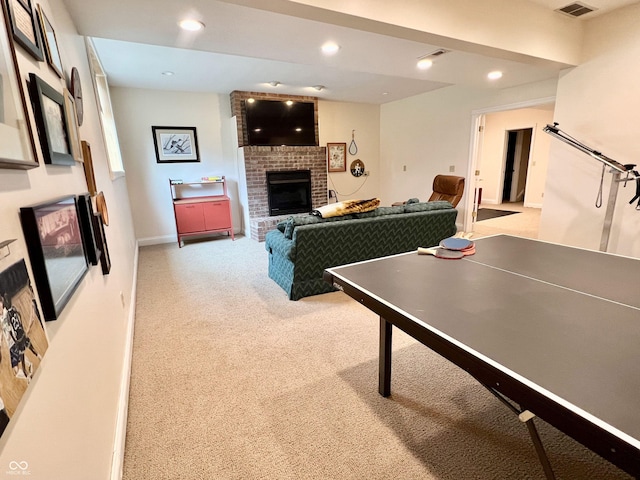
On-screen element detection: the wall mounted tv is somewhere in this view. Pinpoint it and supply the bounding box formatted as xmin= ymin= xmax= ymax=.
xmin=245 ymin=99 xmax=316 ymax=146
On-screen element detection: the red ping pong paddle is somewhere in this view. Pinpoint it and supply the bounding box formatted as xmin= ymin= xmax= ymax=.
xmin=417 ymin=247 xmax=464 ymax=259
xmin=460 ymin=244 xmax=475 ymax=256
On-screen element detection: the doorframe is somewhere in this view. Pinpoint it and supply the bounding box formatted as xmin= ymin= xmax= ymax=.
xmin=464 ymin=96 xmax=555 ymax=233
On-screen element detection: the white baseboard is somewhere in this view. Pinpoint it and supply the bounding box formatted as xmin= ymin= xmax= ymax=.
xmin=138 ymin=230 xmax=242 ymax=247
xmin=110 ymin=241 xmax=139 ymax=480
xmin=137 ymin=235 xmax=175 ymax=247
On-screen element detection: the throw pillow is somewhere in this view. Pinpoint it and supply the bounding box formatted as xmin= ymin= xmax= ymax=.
xmin=312 ymin=198 xmax=380 ymax=218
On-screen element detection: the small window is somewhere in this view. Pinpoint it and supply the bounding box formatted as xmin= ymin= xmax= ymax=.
xmin=85 ymin=38 xmax=125 ymax=178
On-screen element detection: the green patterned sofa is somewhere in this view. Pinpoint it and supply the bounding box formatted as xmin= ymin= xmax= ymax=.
xmin=264 ymin=201 xmax=458 ymax=300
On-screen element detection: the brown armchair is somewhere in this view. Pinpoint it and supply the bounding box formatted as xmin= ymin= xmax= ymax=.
xmin=428 ymin=175 xmax=465 ymax=207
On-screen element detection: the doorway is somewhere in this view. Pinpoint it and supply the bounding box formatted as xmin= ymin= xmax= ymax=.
xmin=464 ymin=97 xmax=556 ymax=235
xmin=502 ymin=128 xmax=532 ymax=203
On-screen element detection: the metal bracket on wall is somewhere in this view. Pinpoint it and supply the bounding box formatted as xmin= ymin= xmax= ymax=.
xmin=0 ymin=239 xmax=17 ymax=260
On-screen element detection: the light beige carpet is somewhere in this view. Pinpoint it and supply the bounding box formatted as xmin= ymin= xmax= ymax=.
xmin=123 ymin=235 xmax=631 ymax=479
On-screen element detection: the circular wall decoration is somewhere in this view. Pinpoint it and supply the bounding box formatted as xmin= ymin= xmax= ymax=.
xmin=70 ymin=67 xmax=83 ymax=126
xmin=350 ymin=159 xmax=365 ymax=177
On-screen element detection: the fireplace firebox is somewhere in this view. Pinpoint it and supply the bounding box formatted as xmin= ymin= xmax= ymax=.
xmin=266 ymin=170 xmax=312 ymax=216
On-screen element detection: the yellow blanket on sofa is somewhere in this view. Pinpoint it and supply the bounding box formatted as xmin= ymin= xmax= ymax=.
xmin=312 ymin=198 xmax=380 ymax=218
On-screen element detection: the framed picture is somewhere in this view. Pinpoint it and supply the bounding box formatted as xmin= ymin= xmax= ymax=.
xmin=63 ymin=88 xmax=82 ymax=162
xmin=0 ymin=259 xmax=48 ymax=437
xmin=327 ymin=142 xmax=346 ymax=172
xmin=20 ymin=195 xmax=89 ymax=321
xmin=152 ymin=126 xmax=200 ymax=163
xmin=0 ymin=0 xmax=38 ymax=169
xmin=28 ymin=72 xmax=74 ymax=165
xmin=36 ymin=4 xmax=62 ymax=77
xmin=92 ymin=212 xmax=110 ymax=275
xmin=77 ymin=193 xmax=100 ymax=266
xmin=81 ymin=141 xmax=97 ymax=195
xmin=4 ymin=0 xmax=43 ymax=61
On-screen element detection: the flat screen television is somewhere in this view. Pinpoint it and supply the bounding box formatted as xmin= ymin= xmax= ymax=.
xmin=244 ymin=99 xmax=316 ymax=146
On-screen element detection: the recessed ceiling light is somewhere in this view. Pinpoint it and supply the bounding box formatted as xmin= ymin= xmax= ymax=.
xmin=247 ymin=98 xmax=255 ymax=103
xmin=321 ymin=42 xmax=340 ymax=55
xmin=417 ymin=58 xmax=433 ymax=70
xmin=179 ymin=19 xmax=205 ymax=31
xmin=285 ymin=100 xmax=294 ymax=106
xmin=162 ymin=71 xmax=174 ymax=76
xmin=488 ymin=71 xmax=503 ymax=80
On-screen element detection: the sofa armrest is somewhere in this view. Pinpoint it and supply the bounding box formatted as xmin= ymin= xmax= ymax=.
xmin=265 ymin=229 xmax=296 ymax=260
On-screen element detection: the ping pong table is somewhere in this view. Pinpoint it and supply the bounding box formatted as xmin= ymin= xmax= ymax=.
xmin=323 ymin=234 xmax=640 ymax=478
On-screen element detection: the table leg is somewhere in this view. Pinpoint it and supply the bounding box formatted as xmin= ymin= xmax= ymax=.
xmin=379 ymin=316 xmax=392 ymax=397
xmin=524 ymin=417 xmax=557 ymax=480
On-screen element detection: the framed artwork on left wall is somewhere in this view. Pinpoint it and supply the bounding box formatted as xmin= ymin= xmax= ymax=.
xmin=0 ymin=0 xmax=38 ymax=169
xmin=36 ymin=4 xmax=63 ymax=77
xmin=28 ymin=73 xmax=75 ymax=165
xmin=20 ymin=195 xmax=89 ymax=321
xmin=4 ymin=0 xmax=43 ymax=61
xmin=0 ymin=259 xmax=48 ymax=437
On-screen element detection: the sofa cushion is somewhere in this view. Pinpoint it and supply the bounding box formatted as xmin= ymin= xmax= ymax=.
xmin=283 ymin=214 xmax=354 ymax=239
xmin=404 ymin=200 xmax=452 ymax=213
xmin=376 ymin=205 xmax=405 ymax=216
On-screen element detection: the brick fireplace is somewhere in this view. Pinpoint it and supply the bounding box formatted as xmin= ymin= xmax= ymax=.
xmin=239 ymin=146 xmax=327 ymax=241
xmin=231 ymin=91 xmax=328 ymax=241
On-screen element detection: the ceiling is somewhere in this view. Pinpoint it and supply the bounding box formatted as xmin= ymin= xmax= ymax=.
xmin=61 ymin=0 xmax=639 ymax=104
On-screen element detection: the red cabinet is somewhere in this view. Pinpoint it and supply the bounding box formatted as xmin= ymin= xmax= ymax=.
xmin=170 ymin=177 xmax=234 ymax=247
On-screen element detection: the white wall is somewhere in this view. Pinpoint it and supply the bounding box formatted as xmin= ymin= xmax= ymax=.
xmin=110 ymin=88 xmax=239 ymax=245
xmin=112 ymin=92 xmax=382 ymax=243
xmin=318 ymin=100 xmax=380 ymax=202
xmin=379 ymin=79 xmax=558 ymax=222
xmin=479 ymin=107 xmax=554 ymax=207
xmin=539 ymin=3 xmax=640 ymax=256
xmin=0 ymin=0 xmax=137 ymax=478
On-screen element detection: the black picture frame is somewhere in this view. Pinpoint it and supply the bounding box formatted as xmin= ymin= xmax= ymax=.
xmin=77 ymin=193 xmax=100 ymax=266
xmin=28 ymin=72 xmax=74 ymax=165
xmin=36 ymin=4 xmax=62 ymax=77
xmin=92 ymin=212 xmax=110 ymax=275
xmin=0 ymin=0 xmax=38 ymax=169
xmin=4 ymin=0 xmax=43 ymax=61
xmin=20 ymin=195 xmax=89 ymax=321
xmin=152 ymin=126 xmax=200 ymax=163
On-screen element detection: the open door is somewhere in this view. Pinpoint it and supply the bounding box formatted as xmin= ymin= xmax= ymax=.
xmin=502 ymin=128 xmax=532 ymax=203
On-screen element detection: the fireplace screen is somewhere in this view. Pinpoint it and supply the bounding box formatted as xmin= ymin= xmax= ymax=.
xmin=267 ymin=170 xmax=312 ymax=216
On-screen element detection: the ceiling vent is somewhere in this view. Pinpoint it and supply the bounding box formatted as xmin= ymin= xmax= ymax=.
xmin=555 ymin=2 xmax=597 ymax=17
xmin=425 ymin=49 xmax=449 ymax=58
